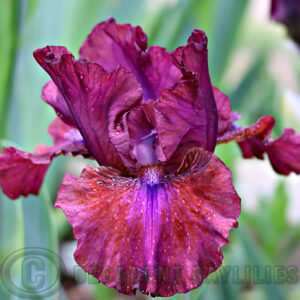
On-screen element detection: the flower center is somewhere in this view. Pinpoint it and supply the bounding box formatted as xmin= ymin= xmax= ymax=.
xmin=133 ymin=130 xmax=157 ymax=166
xmin=137 ymin=165 xmax=165 ymax=185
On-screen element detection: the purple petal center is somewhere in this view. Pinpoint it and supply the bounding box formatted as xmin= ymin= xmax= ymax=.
xmin=133 ymin=130 xmax=157 ymax=166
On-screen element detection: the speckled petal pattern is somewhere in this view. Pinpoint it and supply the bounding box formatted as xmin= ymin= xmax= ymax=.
xmin=56 ymin=152 xmax=240 ymax=297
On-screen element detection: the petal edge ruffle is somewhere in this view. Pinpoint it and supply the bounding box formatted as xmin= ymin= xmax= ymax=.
xmin=55 ymin=151 xmax=240 ymax=297
xmin=0 ymin=118 xmax=90 ymax=199
xmin=34 ymin=46 xmax=143 ymax=171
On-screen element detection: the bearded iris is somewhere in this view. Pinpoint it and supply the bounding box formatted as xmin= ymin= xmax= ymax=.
xmin=0 ymin=18 xmax=300 ymax=297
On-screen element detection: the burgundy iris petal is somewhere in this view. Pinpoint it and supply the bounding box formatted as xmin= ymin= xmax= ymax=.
xmin=155 ymin=76 xmax=212 ymax=172
xmin=239 ymin=128 xmax=300 ymax=175
xmin=213 ymin=88 xmax=300 ymax=176
xmin=217 ymin=115 xmax=276 ymax=144
xmin=79 ymin=17 xmax=181 ymax=101
xmin=171 ymin=30 xmax=218 ymax=153
xmin=36 ymin=117 xmax=90 ymax=157
xmin=266 ymin=128 xmax=300 ymax=175
xmin=238 ymin=138 xmax=266 ymax=160
xmin=0 ymin=148 xmax=50 ymax=199
xmin=213 ymin=87 xmax=241 ymax=135
xmin=34 ymin=47 xmax=143 ymax=171
xmin=152 ymin=31 xmax=218 ymax=172
xmin=55 ymin=149 xmax=240 ymax=297
xmin=42 ymin=81 xmax=75 ymax=126
xmin=0 ymin=118 xmax=88 ymax=199
xmin=129 ymin=106 xmax=157 ymax=166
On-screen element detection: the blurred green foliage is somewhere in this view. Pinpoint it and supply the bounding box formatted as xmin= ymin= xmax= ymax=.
xmin=0 ymin=0 xmax=300 ymax=299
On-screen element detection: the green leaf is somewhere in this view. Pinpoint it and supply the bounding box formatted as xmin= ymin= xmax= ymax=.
xmin=269 ymin=182 xmax=288 ymax=236
xmin=0 ymin=193 xmax=24 ymax=259
xmin=0 ymin=0 xmax=20 ymax=137
xmin=209 ymin=0 xmax=249 ymax=85
xmin=20 ymin=188 xmax=60 ymax=300
xmin=0 ymin=192 xmax=24 ymax=299
xmin=25 ymin=0 xmax=40 ymax=20
xmin=229 ymin=55 xmax=267 ymax=110
xmin=238 ymin=226 xmax=286 ymax=300
xmin=190 ymin=0 xmax=217 ymax=39
xmin=283 ymin=223 xmax=300 ymax=260
xmin=92 ymin=281 xmax=117 ymax=300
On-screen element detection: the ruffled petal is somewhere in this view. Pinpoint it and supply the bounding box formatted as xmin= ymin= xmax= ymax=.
xmin=237 ymin=126 xmax=300 ymax=176
xmin=0 ymin=118 xmax=90 ymax=199
xmin=213 ymin=87 xmax=241 ymax=135
xmin=154 ymin=30 xmax=218 ymax=168
xmin=178 ymin=31 xmax=218 ymax=147
xmin=128 ymin=111 xmax=156 ymax=166
xmin=34 ymin=46 xmax=143 ymax=171
xmin=238 ymin=138 xmax=265 ymax=160
xmin=79 ymin=17 xmax=147 ymax=72
xmin=211 ymin=88 xmax=300 ymax=175
xmin=36 ymin=118 xmax=90 ymax=157
xmin=141 ymin=46 xmax=182 ymax=100
xmin=266 ymin=128 xmax=300 ymax=175
xmin=208 ymin=88 xmax=275 ymax=153
xmin=154 ymin=72 xmax=217 ymax=172
xmin=79 ymin=18 xmax=181 ymax=101
xmin=0 ymin=147 xmax=50 ymax=199
xmin=55 ymin=150 xmax=240 ymax=297
xmin=217 ymin=116 xmax=275 ymax=144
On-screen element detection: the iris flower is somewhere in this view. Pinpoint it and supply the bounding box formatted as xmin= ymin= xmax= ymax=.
xmin=1 ymin=18 xmax=300 ymax=296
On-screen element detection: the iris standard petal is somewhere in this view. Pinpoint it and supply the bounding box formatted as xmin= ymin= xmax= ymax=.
xmin=34 ymin=46 xmax=143 ymax=171
xmin=154 ymin=73 xmax=217 ymax=172
xmin=155 ymin=29 xmax=218 ymax=165
xmin=42 ymin=81 xmax=75 ymax=126
xmin=79 ymin=18 xmax=181 ymax=101
xmin=173 ymin=30 xmax=218 ymax=152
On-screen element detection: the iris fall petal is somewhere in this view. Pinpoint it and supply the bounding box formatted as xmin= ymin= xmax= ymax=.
xmin=55 ymin=149 xmax=240 ymax=297
xmin=0 ymin=118 xmax=89 ymax=199
xmin=0 ymin=148 xmax=50 ymax=199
